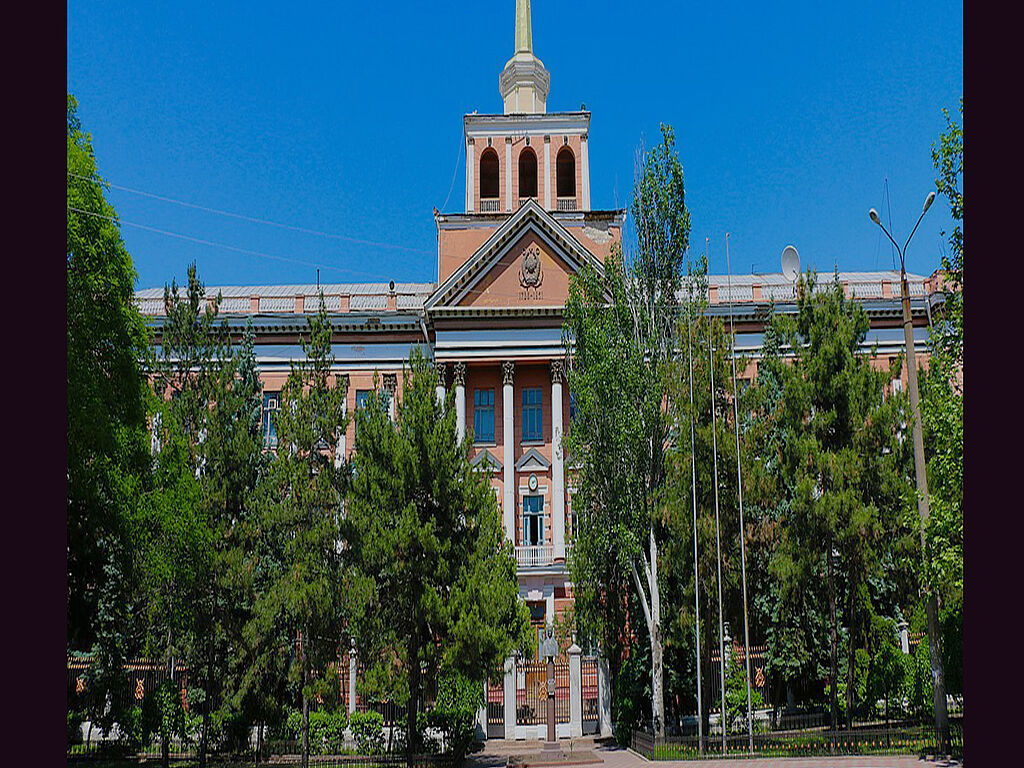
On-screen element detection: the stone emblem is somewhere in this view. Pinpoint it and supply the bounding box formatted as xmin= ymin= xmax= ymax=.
xmin=519 ymin=245 xmax=544 ymax=299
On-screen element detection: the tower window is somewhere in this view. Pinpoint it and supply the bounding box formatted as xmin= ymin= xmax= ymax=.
xmin=480 ymin=149 xmax=499 ymax=200
xmin=556 ymin=147 xmax=576 ymax=198
xmin=519 ymin=147 xmax=538 ymax=200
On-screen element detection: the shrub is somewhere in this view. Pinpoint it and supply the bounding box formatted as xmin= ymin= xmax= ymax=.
xmin=350 ymin=710 xmax=385 ymax=755
xmin=310 ymin=710 xmax=349 ymax=753
xmin=67 ymin=710 xmax=84 ymax=745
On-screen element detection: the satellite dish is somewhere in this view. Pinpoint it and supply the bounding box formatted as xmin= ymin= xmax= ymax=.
xmin=781 ymin=245 xmax=801 ymax=282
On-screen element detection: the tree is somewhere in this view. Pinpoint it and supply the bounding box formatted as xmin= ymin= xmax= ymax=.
xmin=67 ymin=93 xmax=151 ymax=727
xmin=757 ymin=271 xmax=911 ymax=730
xmin=563 ymin=124 xmax=690 ymax=738
xmin=251 ymin=298 xmax=349 ymax=768
xmin=346 ymin=349 xmax=531 ymax=755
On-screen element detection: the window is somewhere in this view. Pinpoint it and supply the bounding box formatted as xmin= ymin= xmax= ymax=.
xmin=474 ymin=388 xmax=495 ymax=443
xmin=262 ymin=392 xmax=280 ymax=447
xmin=523 ymin=494 xmax=544 ymax=546
xmin=518 ymin=147 xmax=538 ymax=199
xmin=568 ymin=390 xmax=578 ymax=427
xmin=522 ymin=387 xmax=543 ymax=442
xmin=556 ymin=147 xmax=576 ymax=197
xmin=355 ymin=390 xmax=372 ymax=410
xmin=891 ymin=378 xmax=903 ymax=395
xmin=480 ymin=149 xmax=499 ymax=200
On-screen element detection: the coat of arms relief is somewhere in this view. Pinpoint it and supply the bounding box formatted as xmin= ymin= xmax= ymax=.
xmin=518 ymin=245 xmax=544 ymax=299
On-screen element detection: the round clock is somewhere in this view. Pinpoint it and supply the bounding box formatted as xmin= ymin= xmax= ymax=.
xmin=529 ymin=473 xmax=538 ymax=491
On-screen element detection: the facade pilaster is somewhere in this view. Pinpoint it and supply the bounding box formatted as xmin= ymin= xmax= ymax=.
xmin=550 ymin=360 xmax=566 ymax=560
xmin=503 ymin=654 xmax=517 ymax=740
xmin=502 ymin=361 xmax=516 ymax=543
xmin=435 ymin=362 xmax=447 ymax=408
xmin=454 ymin=362 xmax=467 ymax=444
xmin=505 ymin=137 xmax=513 ymax=212
xmin=581 ymin=133 xmax=591 ymax=211
xmin=466 ymin=139 xmax=475 ymax=212
xmin=543 ymin=135 xmax=552 ymax=209
xmin=335 ymin=374 xmax=349 ymax=469
xmin=383 ymin=373 xmax=397 ymax=423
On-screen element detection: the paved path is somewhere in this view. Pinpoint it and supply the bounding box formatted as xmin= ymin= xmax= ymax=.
xmin=469 ymin=740 xmax=962 ymax=768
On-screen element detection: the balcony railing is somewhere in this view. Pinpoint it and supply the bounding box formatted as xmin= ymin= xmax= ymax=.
xmin=480 ymin=198 xmax=501 ymax=212
xmin=516 ymin=545 xmax=553 ymax=568
xmin=556 ymin=197 xmax=577 ymax=212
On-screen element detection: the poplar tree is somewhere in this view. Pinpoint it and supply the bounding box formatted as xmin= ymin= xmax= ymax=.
xmin=251 ymin=298 xmax=349 ymax=768
xmin=563 ymin=124 xmax=689 ymax=738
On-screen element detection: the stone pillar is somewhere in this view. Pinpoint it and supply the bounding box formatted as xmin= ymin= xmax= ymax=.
xmin=348 ymin=641 xmax=358 ymax=716
xmin=383 ymin=373 xmax=397 ymax=423
xmin=502 ymin=361 xmax=516 ymax=544
xmin=466 ymin=139 xmax=475 ymax=212
xmin=568 ymin=643 xmax=583 ymax=738
xmin=581 ymin=134 xmax=591 ymax=211
xmin=550 ymin=361 xmax=566 ymax=560
xmin=543 ymin=136 xmax=552 ymax=209
xmin=435 ymin=362 xmax=447 ymax=408
xmin=898 ymin=619 xmax=910 ymax=655
xmin=505 ymin=137 xmax=513 ymax=212
xmin=335 ymin=375 xmax=349 ymax=469
xmin=504 ymin=654 xmax=517 ymax=740
xmin=476 ymin=681 xmax=488 ymax=741
xmin=597 ymin=653 xmax=612 ymax=737
xmin=454 ymin=362 xmax=467 ymax=444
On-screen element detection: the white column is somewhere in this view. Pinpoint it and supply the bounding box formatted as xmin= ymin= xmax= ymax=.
xmin=454 ymin=362 xmax=467 ymax=444
xmin=543 ymin=136 xmax=552 ymax=209
xmin=348 ymin=641 xmax=358 ymax=716
xmin=568 ymin=643 xmax=583 ymax=738
xmin=502 ymin=361 xmax=516 ymax=543
xmin=597 ymin=653 xmax=612 ymax=737
xmin=466 ymin=139 xmax=475 ymax=212
xmin=581 ymin=134 xmax=591 ymax=211
xmin=335 ymin=375 xmax=349 ymax=470
xmin=505 ymin=137 xmax=513 ymax=211
xmin=551 ymin=361 xmax=566 ymax=560
xmin=545 ymin=586 xmax=554 ymax=629
xmin=476 ymin=682 xmax=487 ymax=740
xmin=503 ymin=654 xmax=517 ymax=740
xmin=435 ymin=362 xmax=447 ymax=408
xmin=383 ymin=373 xmax=397 ymax=423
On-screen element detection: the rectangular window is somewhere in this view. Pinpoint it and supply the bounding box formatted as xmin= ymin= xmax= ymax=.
xmin=568 ymin=390 xmax=578 ymax=427
xmin=355 ymin=390 xmax=372 ymax=410
xmin=473 ymin=388 xmax=495 ymax=443
xmin=262 ymin=392 xmax=280 ymax=447
xmin=523 ymin=494 xmax=544 ymax=546
xmin=522 ymin=387 xmax=543 ymax=442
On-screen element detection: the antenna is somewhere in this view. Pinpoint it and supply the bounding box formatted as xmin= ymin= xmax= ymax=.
xmin=781 ymin=245 xmax=800 ymax=282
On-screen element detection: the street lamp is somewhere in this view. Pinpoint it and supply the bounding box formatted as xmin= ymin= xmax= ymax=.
xmin=868 ymin=192 xmax=948 ymax=754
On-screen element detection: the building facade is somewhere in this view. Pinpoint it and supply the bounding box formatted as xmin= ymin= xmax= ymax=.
xmin=135 ymin=0 xmax=946 ymax=651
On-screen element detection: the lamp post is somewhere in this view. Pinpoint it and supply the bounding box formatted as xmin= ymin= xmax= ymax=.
xmin=869 ymin=192 xmax=948 ymax=754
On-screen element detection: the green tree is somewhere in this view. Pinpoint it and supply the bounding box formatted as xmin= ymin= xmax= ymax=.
xmin=67 ymin=93 xmax=151 ymax=729
xmin=757 ymin=271 xmax=911 ymax=730
xmin=347 ymin=349 xmax=531 ymax=754
xmin=251 ymin=298 xmax=349 ymax=768
xmin=562 ymin=124 xmax=690 ymax=738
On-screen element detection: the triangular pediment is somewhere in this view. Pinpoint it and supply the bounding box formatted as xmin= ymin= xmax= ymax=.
xmin=425 ymin=200 xmax=604 ymax=312
xmin=514 ymin=447 xmax=551 ymax=472
xmin=470 ymin=449 xmax=503 ymax=473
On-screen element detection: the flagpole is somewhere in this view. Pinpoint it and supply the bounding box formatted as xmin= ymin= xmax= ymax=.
xmin=726 ymin=233 xmax=754 ymax=753
xmin=685 ymin=251 xmax=704 ymax=757
xmin=707 ymin=236 xmax=727 ymax=753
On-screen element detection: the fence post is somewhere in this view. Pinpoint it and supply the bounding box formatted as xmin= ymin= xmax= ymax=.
xmin=504 ymin=654 xmax=517 ymax=740
xmin=898 ymin=619 xmax=909 ymax=655
xmin=597 ymin=653 xmax=612 ymax=737
xmin=349 ymin=641 xmax=358 ymax=716
xmin=568 ymin=644 xmax=583 ymax=738
xmin=476 ymin=680 xmax=487 ymax=741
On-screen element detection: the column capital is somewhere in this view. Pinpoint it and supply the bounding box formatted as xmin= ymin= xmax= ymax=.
xmin=336 ymin=373 xmax=350 ymax=392
xmin=453 ymin=361 xmax=467 ymax=387
xmin=434 ymin=361 xmax=448 ymax=387
xmin=382 ymin=373 xmax=397 ymax=394
xmin=502 ymin=361 xmax=516 ymax=386
xmin=550 ymin=359 xmax=564 ymax=385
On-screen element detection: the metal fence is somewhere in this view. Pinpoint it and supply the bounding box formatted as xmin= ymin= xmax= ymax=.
xmin=516 ymin=660 xmax=570 ymax=726
xmin=632 ymin=716 xmax=963 ymax=760
xmin=486 ymin=679 xmax=504 ymax=738
xmin=581 ymin=657 xmax=599 ymax=735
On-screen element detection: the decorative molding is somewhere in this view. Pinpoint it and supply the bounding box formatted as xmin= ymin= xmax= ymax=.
xmin=518 ymin=245 xmax=544 ymax=291
xmin=470 ymin=449 xmax=503 ymax=473
xmin=434 ymin=361 xmax=447 ymax=386
xmin=453 ymin=361 xmax=467 ymax=387
xmin=515 ymin=447 xmax=551 ymax=472
xmin=382 ymin=373 xmax=397 ymax=394
xmin=550 ymin=360 xmax=564 ymax=385
xmin=502 ymin=361 xmax=516 ymax=386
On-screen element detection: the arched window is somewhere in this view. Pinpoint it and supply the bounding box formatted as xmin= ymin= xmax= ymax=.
xmin=480 ymin=149 xmax=499 ymax=202
xmin=556 ymin=147 xmax=576 ymax=199
xmin=518 ymin=147 xmax=538 ymax=201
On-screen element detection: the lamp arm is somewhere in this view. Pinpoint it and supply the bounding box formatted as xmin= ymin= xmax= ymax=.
xmin=902 ymin=207 xmax=930 ymax=266
xmin=875 ymin=220 xmax=902 ymax=262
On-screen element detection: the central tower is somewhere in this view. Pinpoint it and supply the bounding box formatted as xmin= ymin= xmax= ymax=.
xmin=499 ymin=0 xmax=550 ymax=114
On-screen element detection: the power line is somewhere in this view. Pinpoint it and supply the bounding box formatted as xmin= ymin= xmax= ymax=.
xmin=67 ymin=172 xmax=433 ymax=256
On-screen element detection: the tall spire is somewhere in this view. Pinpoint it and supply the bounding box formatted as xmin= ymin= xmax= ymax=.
xmin=515 ymin=0 xmax=533 ymax=53
xmin=500 ymin=0 xmax=549 ymax=113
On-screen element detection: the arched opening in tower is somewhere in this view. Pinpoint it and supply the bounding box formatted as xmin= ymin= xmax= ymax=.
xmin=519 ymin=147 xmax=538 ymax=201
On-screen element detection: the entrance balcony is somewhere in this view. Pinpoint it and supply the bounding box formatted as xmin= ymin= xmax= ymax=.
xmin=516 ymin=544 xmax=553 ymax=568
xmin=556 ymin=197 xmax=577 ymax=212
xmin=480 ymin=198 xmax=501 ymax=213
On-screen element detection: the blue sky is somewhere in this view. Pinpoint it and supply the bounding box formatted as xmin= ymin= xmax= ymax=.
xmin=67 ymin=1 xmax=963 ymax=290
